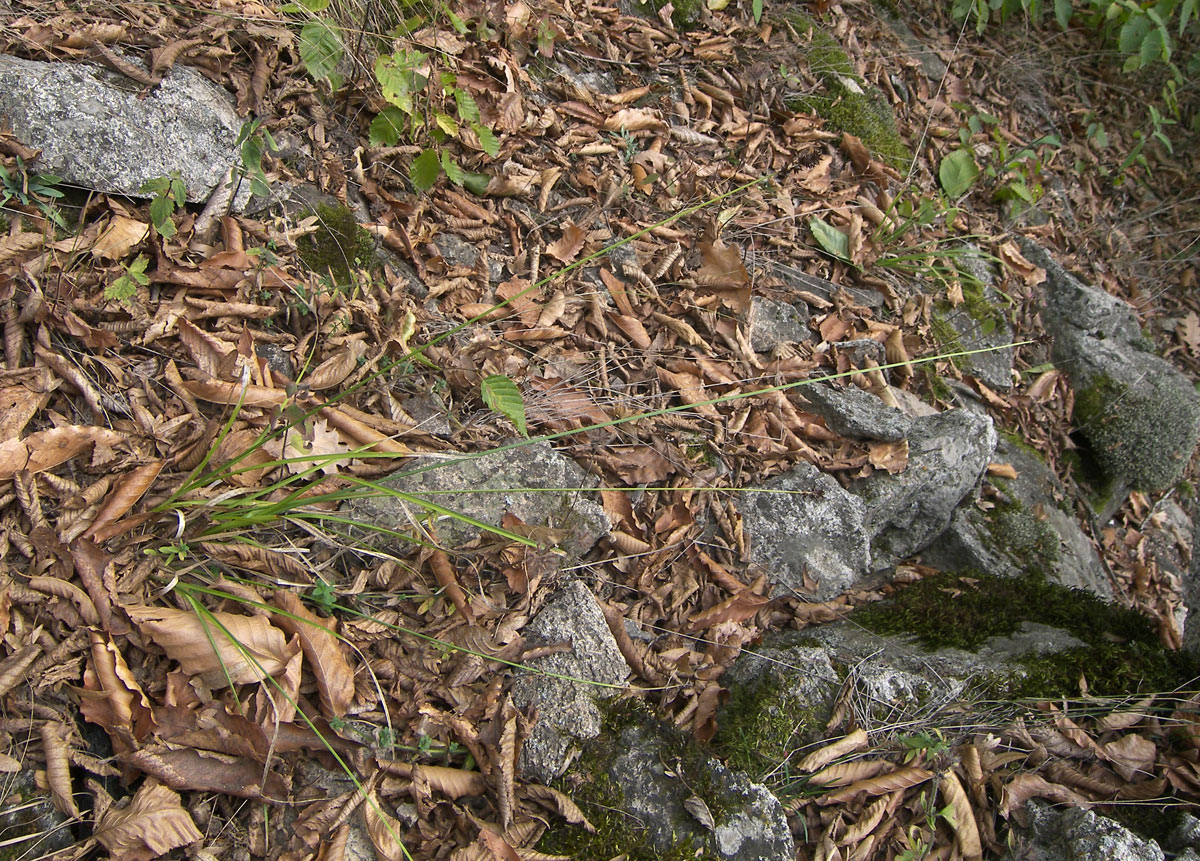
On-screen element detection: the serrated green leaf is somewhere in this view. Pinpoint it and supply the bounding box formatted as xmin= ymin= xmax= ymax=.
xmin=472 ymin=123 xmax=500 ymax=157
xmin=139 ymin=176 xmax=169 ymax=195
xmin=149 ymin=196 xmax=177 ymax=237
xmin=481 ymin=374 xmax=528 ymax=437
xmin=299 ymin=20 xmax=343 ymax=82
xmin=1119 ymin=15 xmax=1151 ymax=55
xmin=463 ymin=172 xmax=490 ymax=195
xmin=441 ymin=151 xmax=465 ymax=186
xmin=808 ymin=217 xmax=850 ymax=263
xmin=938 ymin=148 xmax=980 ymax=198
xmin=454 ymin=89 xmax=480 ymax=123
xmin=369 ymin=106 xmax=407 ymax=147
xmin=435 ymin=112 xmax=459 ymax=137
xmin=1140 ymin=26 xmax=1166 ymax=66
xmin=410 ymin=149 xmax=440 ymax=191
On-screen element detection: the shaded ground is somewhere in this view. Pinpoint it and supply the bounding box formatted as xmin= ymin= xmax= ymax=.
xmin=0 ymin=0 xmax=1197 ymax=858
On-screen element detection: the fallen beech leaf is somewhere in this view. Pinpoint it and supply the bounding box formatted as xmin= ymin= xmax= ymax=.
xmin=363 ymin=790 xmax=408 ymax=861
xmin=818 ymin=765 xmax=933 ymax=805
xmin=940 ymin=770 xmax=983 ymax=861
xmin=986 ymin=462 xmax=1019 ymax=480
xmin=81 ymin=630 xmax=155 ymax=748
xmin=83 ymin=461 xmax=165 ymax=541
xmin=546 ymin=221 xmax=586 ymax=263
xmin=122 ymin=745 xmax=289 ymax=799
xmin=271 ymin=591 xmax=355 ymax=719
xmin=695 ymin=235 xmax=750 ymax=312
xmin=94 ymin=780 xmax=203 ymax=861
xmin=428 ymin=549 xmax=476 ymax=624
xmin=603 ymin=108 xmax=668 ymax=132
xmin=264 ymin=418 xmax=350 ymax=476
xmin=41 ymin=721 xmax=81 ymax=819
xmin=868 ymin=440 xmax=909 ymax=474
xmin=798 ymin=729 xmax=869 ymax=773
xmin=0 ymin=426 xmax=125 ymax=480
xmin=91 ymin=214 xmax=149 ymax=260
xmin=521 ymin=784 xmax=595 ymax=832
xmin=1101 ymin=733 xmax=1157 ymax=781
xmin=306 ymin=337 xmax=368 ymax=391
xmin=127 ymin=606 xmax=296 ymax=688
xmin=611 ymin=445 xmax=674 ymax=484
xmin=810 ymin=758 xmax=889 ymax=788
xmin=999 ymin=772 xmax=1089 ymax=817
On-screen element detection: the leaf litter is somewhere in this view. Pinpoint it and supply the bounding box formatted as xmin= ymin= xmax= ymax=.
xmin=0 ymin=0 xmax=1194 ymax=858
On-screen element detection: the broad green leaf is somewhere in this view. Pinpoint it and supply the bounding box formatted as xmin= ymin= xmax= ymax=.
xmin=1140 ymin=27 xmax=1167 ymax=66
xmin=282 ymin=0 xmax=329 ymax=10
xmin=1182 ymin=0 xmax=1197 ymax=34
xmin=752 ymin=0 xmax=763 ymax=22
xmin=1054 ymin=0 xmax=1071 ymax=27
xmin=369 ymin=107 xmax=407 ymax=147
xmin=481 ymin=374 xmax=528 ymax=438
xmin=446 ymin=8 xmax=468 ymax=34
xmin=808 ymin=217 xmax=850 ymax=263
xmin=410 ymin=149 xmax=440 ymax=191
xmin=463 ymin=172 xmax=490 ymax=195
xmin=435 ymin=112 xmax=459 ymax=137
xmin=150 ymin=196 xmax=177 ymax=238
xmin=299 ymin=20 xmax=343 ymax=82
xmin=454 ymin=89 xmax=480 ymax=124
xmin=938 ymin=149 xmax=980 ymax=198
xmin=441 ymin=151 xmax=465 ymax=186
xmin=1118 ymin=15 xmax=1151 ymax=55
xmin=708 ymin=0 xmax=731 ymax=9
xmin=472 ymin=123 xmax=500 ymax=157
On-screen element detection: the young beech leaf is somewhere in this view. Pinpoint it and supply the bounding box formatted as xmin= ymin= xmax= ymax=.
xmin=441 ymin=151 xmax=465 ymax=186
xmin=298 ymin=20 xmax=343 ymax=82
xmin=939 ymin=148 xmax=980 ymax=198
xmin=369 ymin=107 xmax=406 ymax=147
xmin=410 ymin=149 xmax=440 ymax=191
xmin=808 ymin=216 xmax=851 ymax=263
xmin=481 ymin=374 xmax=528 ymax=437
xmin=472 ymin=122 xmax=500 ymax=157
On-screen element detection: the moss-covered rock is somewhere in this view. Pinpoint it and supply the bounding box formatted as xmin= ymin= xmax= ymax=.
xmin=297 ymin=202 xmax=376 ymax=285
xmin=633 ymin=0 xmax=704 ymax=30
xmin=1073 ymin=371 xmax=1200 ymax=493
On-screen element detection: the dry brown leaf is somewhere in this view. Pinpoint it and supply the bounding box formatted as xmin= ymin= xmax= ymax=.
xmin=521 ymin=784 xmax=595 ymax=832
xmin=181 ymin=378 xmax=289 ymax=408
xmin=940 ymin=770 xmax=982 ymax=861
xmin=818 ymin=765 xmax=933 ymax=805
xmin=94 ymin=780 xmax=203 ymax=861
xmin=81 ymin=630 xmax=155 ymax=746
xmin=611 ymin=314 xmax=653 ymax=349
xmin=307 ymin=338 xmax=369 ymax=391
xmin=867 ymin=440 xmax=908 ymax=474
xmin=1096 ymin=697 xmax=1155 ymax=732
xmin=695 ymin=235 xmax=750 ymax=312
xmin=122 ymin=745 xmax=289 ymax=799
xmin=838 ymin=794 xmax=889 ymax=846
xmin=599 ymin=268 xmax=635 ymax=316
xmin=546 ymin=222 xmax=586 ymax=263
xmin=603 ymin=108 xmax=668 ymax=133
xmin=999 ymin=772 xmax=1090 ymax=818
xmin=271 ymin=590 xmax=355 ymax=720
xmin=428 ymin=548 xmax=476 ymax=624
xmin=986 ymin=462 xmax=1019 ymax=480
xmin=687 ymin=590 xmax=771 ymax=631
xmin=418 ymin=764 xmax=487 ymax=799
xmin=611 ymin=445 xmax=674 ymax=484
xmin=1101 ymin=733 xmax=1157 ymax=781
xmin=363 ymin=791 xmax=409 ymax=861
xmin=657 ymin=367 xmax=719 ymax=418
xmin=264 ymin=418 xmax=350 ymax=476
xmin=91 ymin=214 xmax=149 ymax=260
xmin=83 ymin=461 xmax=164 ymax=541
xmin=0 ymin=425 xmax=125 ymax=480
xmin=127 ymin=605 xmax=296 ymax=688
xmin=798 ymin=729 xmax=870 ymax=773
xmin=41 ymin=721 xmax=81 ymax=819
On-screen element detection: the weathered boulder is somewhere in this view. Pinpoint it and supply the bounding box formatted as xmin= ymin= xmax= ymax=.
xmin=921 ymin=435 xmax=1112 ymax=597
xmin=852 ymin=408 xmax=997 ymax=571
xmin=510 ymin=580 xmax=629 ymax=783
xmin=1021 ymin=239 xmax=1200 ymax=500
xmin=0 ymin=54 xmax=242 ymax=202
xmin=799 ymin=381 xmax=913 ymax=442
xmin=1005 ymin=800 xmax=1165 ymax=861
xmin=740 ymin=460 xmax=871 ymax=601
xmin=345 ymin=442 xmax=608 ymax=556
xmin=550 ymin=705 xmax=794 ymax=860
xmin=933 ymin=246 xmax=1015 ymax=391
xmin=748 ymin=297 xmax=811 ymax=352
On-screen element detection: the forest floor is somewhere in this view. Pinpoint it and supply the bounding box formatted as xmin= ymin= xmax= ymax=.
xmin=0 ymin=0 xmax=1198 ymax=858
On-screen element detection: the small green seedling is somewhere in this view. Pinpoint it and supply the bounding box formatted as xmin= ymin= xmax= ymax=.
xmin=140 ymin=171 xmax=187 ymax=239
xmin=105 ymin=254 xmax=150 ymax=304
xmin=0 ymin=156 xmax=67 ymax=229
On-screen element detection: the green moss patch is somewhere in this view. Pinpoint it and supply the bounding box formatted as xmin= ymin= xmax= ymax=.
xmin=297 ymin=202 xmax=376 ymax=285
xmin=634 ymin=0 xmax=703 ymax=30
xmin=715 ymin=670 xmax=821 ymax=779
xmin=853 ymin=570 xmax=1198 ymax=698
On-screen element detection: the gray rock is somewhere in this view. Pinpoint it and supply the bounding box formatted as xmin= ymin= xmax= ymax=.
xmin=935 ymin=247 xmax=1015 ymax=390
xmin=1021 ymin=239 xmax=1200 ymax=497
xmin=511 ymin=580 xmax=629 ymax=782
xmin=852 ymin=409 xmax=997 ymax=571
xmin=748 ymin=297 xmax=810 ymax=352
xmin=800 ymin=381 xmax=913 ymax=442
xmin=1005 ymin=800 xmax=1165 ymax=861
xmin=921 ymin=435 xmax=1112 ymax=597
xmin=604 ymin=712 xmax=794 ymax=860
xmin=433 ymin=233 xmax=480 ymax=269
xmin=740 ymin=460 xmax=871 ymax=600
xmin=1166 ymin=812 xmax=1200 ymax=852
xmin=1140 ymin=499 xmax=1193 ymax=644
xmin=0 ymin=54 xmax=241 ymax=202
xmin=0 ymin=767 xmax=76 ymax=856
xmin=772 ymin=261 xmax=884 ymax=310
xmin=345 ymin=442 xmax=608 ymax=556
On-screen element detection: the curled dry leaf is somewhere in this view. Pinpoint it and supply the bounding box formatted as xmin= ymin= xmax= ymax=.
xmin=123 ymin=745 xmax=290 ymax=799
xmin=428 ymin=549 xmax=476 ymax=625
xmin=999 ymin=772 xmax=1090 ymax=818
xmin=817 ymin=765 xmax=933 ymax=806
xmin=810 ymin=758 xmax=889 ymax=788
xmin=1101 ymin=732 xmax=1157 ymax=782
xmin=521 ymin=783 xmax=595 ymax=832
xmin=546 ymin=222 xmax=586 ymax=263
xmin=307 ymin=337 xmax=369 ymax=390
xmin=91 ymin=214 xmax=149 ymax=260
xmin=798 ymin=728 xmax=869 ymax=773
xmin=940 ymin=770 xmax=983 ymax=861
xmin=41 ymin=721 xmax=81 ymax=819
xmin=81 ymin=630 xmax=156 ymax=748
xmin=83 ymin=460 xmax=165 ymax=542
xmin=363 ymin=790 xmax=409 ymax=861
xmin=127 ymin=605 xmax=297 ymax=688
xmin=0 ymin=426 xmax=125 ymax=481
xmin=271 ymin=590 xmax=355 ymax=720
xmin=94 ymin=780 xmax=203 ymax=861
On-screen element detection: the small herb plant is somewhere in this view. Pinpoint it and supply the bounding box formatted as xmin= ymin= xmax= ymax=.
xmin=140 ymin=171 xmax=187 ymax=239
xmin=0 ymin=156 xmax=67 ymax=229
xmin=234 ymin=119 xmax=279 ymax=198
xmin=105 ymin=254 xmax=150 ymax=304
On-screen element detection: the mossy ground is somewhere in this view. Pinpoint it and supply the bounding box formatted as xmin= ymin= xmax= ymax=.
xmin=634 ymin=0 xmax=703 ymax=30
xmin=1073 ymin=371 xmax=1199 ymax=493
xmin=536 ymin=697 xmax=731 ymax=860
xmin=297 ymin=202 xmax=377 ymax=286
xmin=982 ymin=493 xmax=1060 ymax=572
xmin=714 ymin=669 xmax=822 ymax=780
xmin=853 ymin=570 xmax=1199 ymax=699
xmin=780 ymin=9 xmax=911 ymax=170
